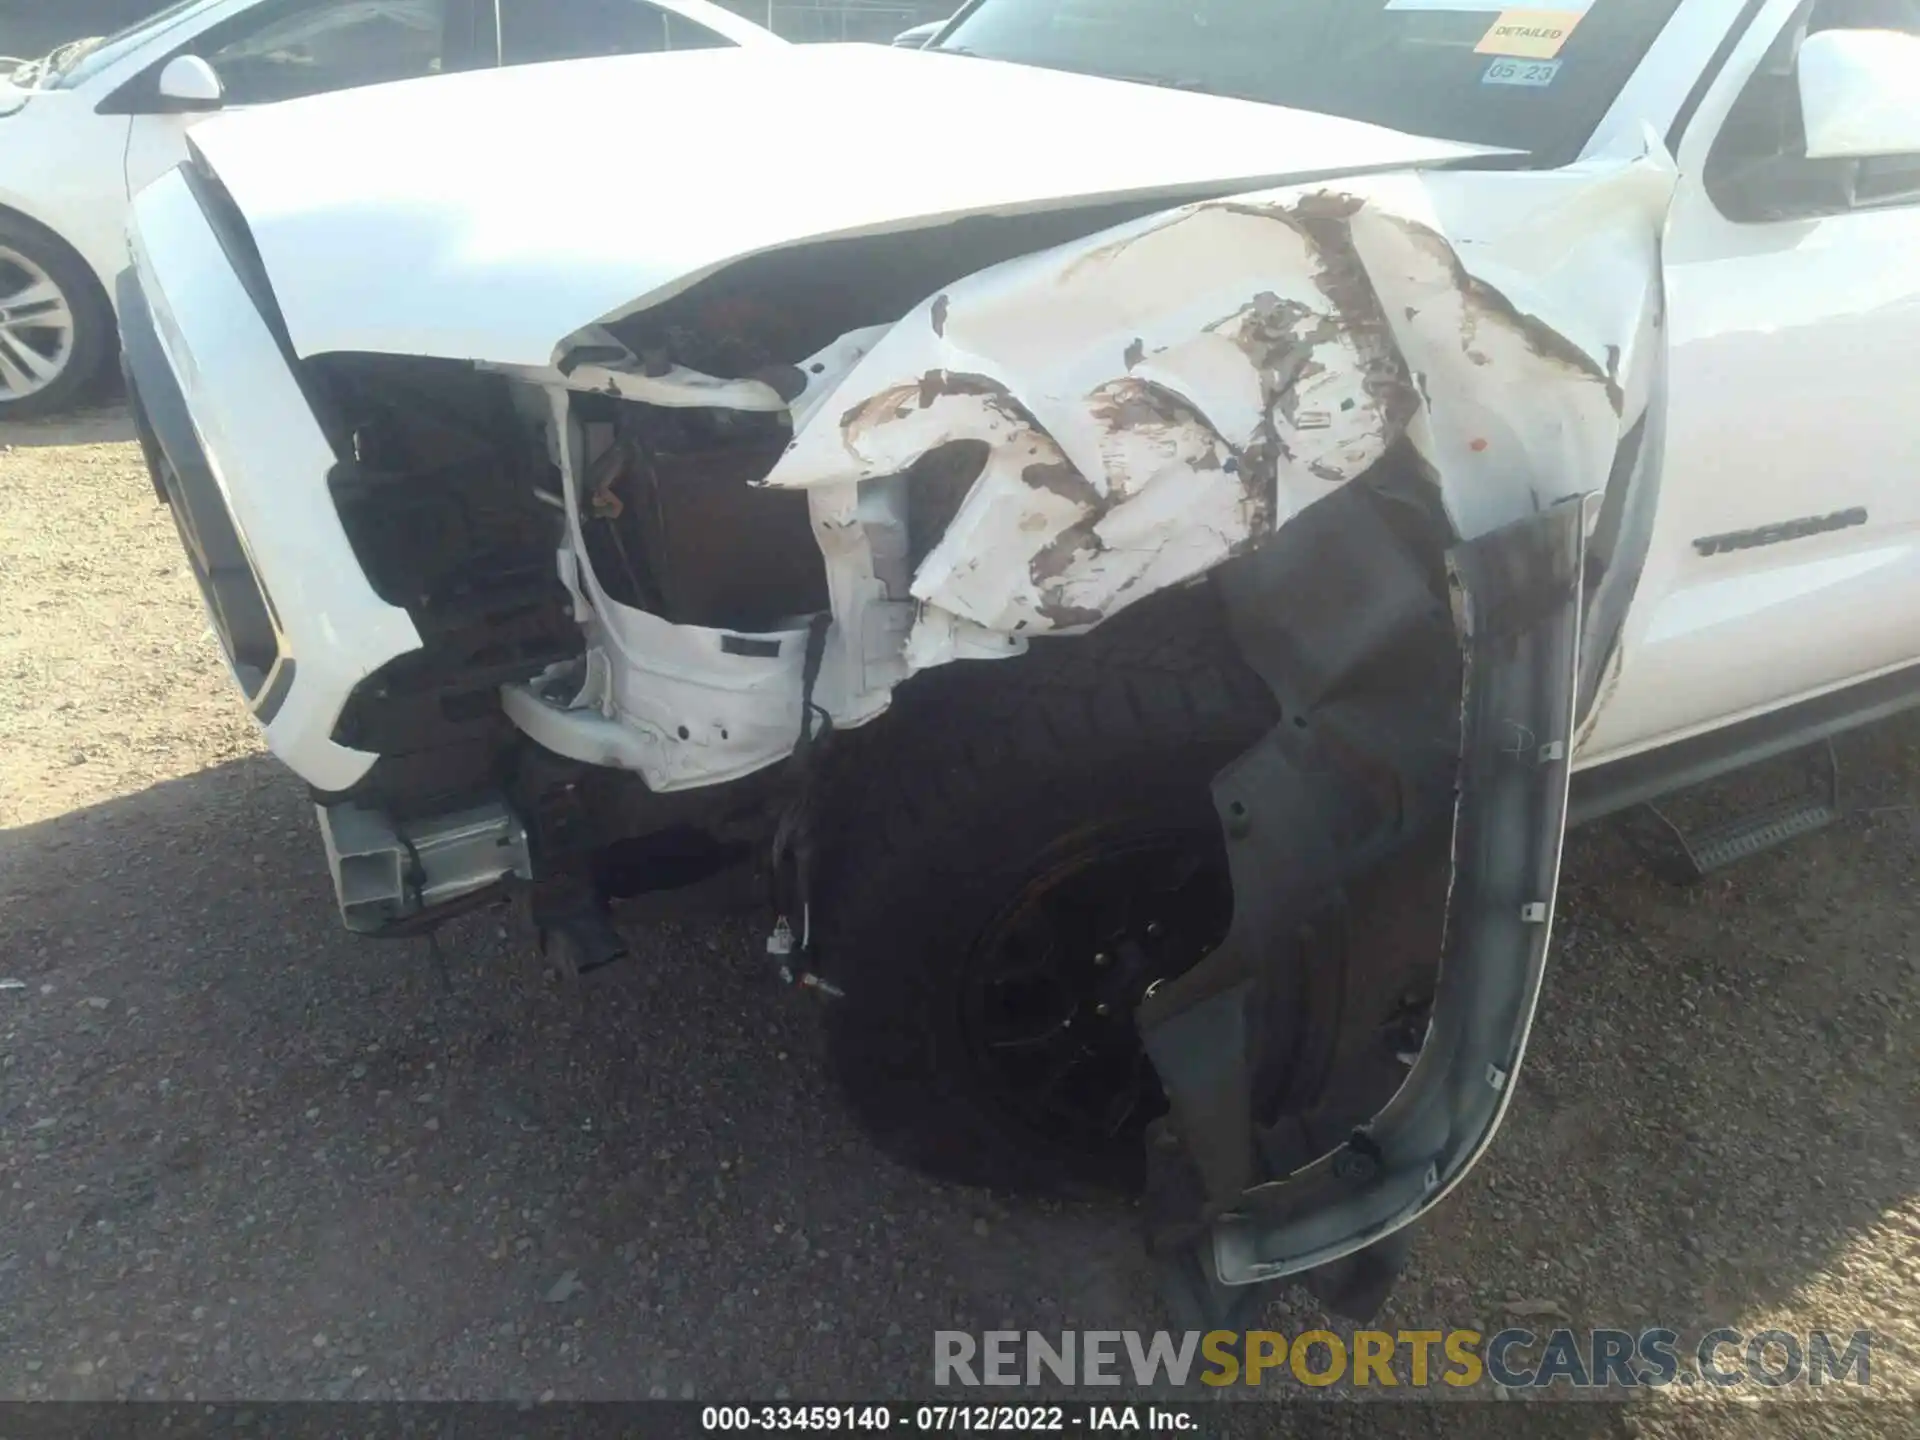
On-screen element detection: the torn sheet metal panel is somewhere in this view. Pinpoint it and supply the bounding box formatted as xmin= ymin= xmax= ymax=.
xmin=766 ymin=150 xmax=1674 ymax=666
xmin=1352 ymin=146 xmax=1674 ymax=541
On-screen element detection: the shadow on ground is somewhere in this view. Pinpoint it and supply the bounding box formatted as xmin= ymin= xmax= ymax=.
xmin=0 ymin=755 xmax=1151 ymax=1402
xmin=0 ymin=404 xmax=135 ymax=450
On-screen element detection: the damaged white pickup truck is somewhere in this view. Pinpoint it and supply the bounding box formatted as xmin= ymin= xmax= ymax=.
xmin=121 ymin=0 xmax=1920 ymax=1321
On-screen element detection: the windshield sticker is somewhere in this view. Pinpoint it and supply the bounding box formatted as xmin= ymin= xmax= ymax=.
xmin=1475 ymin=9 xmax=1586 ymax=57
xmin=1482 ymin=56 xmax=1562 ymax=85
xmin=1386 ymin=0 xmax=1593 ymax=12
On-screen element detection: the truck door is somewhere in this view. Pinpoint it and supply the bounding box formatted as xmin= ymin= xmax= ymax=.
xmin=1580 ymin=0 xmax=1920 ymax=763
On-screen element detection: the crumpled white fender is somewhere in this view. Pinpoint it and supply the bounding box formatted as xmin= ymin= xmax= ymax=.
xmin=764 ymin=142 xmax=1676 ymax=671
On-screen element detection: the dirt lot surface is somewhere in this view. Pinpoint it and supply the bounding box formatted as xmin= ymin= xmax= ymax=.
xmin=2 ymin=412 xmax=1916 ymax=1435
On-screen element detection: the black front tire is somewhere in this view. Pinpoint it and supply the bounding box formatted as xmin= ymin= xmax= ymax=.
xmin=817 ymin=592 xmax=1277 ymax=1195
xmin=0 ymin=213 xmax=114 ymax=423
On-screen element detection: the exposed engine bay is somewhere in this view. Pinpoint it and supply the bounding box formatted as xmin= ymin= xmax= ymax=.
xmin=300 ymin=195 xmax=1255 ymax=930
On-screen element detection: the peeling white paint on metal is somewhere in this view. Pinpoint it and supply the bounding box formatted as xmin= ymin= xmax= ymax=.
xmin=766 ymin=147 xmax=1675 ymax=668
xmin=787 ymin=324 xmax=894 ymax=433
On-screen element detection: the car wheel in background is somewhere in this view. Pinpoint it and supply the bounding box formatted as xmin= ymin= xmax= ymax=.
xmin=0 ymin=214 xmax=112 ymax=422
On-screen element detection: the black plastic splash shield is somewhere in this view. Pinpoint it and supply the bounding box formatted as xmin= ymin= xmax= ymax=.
xmin=1207 ymin=497 xmax=1586 ymax=1285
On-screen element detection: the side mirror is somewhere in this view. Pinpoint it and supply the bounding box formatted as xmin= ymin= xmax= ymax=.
xmin=892 ymin=19 xmax=951 ymax=48
xmin=155 ymin=54 xmax=223 ymax=112
xmin=1798 ymin=27 xmax=1920 ymax=159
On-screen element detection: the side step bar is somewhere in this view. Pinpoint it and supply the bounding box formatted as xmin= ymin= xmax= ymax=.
xmin=1569 ymin=661 xmax=1920 ymax=826
xmin=1643 ymin=742 xmax=1841 ymax=879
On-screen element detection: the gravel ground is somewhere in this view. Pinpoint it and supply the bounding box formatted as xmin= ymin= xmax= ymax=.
xmin=1 ymin=413 xmax=1916 ymax=1434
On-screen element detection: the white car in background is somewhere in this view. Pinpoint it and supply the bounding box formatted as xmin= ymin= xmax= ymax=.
xmin=0 ymin=0 xmax=781 ymax=419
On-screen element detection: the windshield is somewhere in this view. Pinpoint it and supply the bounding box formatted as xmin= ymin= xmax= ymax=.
xmin=936 ymin=0 xmax=1686 ymax=160
xmin=44 ymin=0 xmax=221 ymax=89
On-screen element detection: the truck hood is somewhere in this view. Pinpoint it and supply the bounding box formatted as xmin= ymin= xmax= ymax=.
xmin=184 ymin=43 xmax=1493 ymax=367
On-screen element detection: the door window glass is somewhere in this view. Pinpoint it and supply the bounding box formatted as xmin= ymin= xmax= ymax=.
xmin=498 ymin=0 xmax=732 ymax=65
xmin=205 ymin=0 xmax=452 ymax=105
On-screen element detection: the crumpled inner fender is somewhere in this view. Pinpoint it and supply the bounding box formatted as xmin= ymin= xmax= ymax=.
xmin=763 ymin=154 xmax=1672 ymax=671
